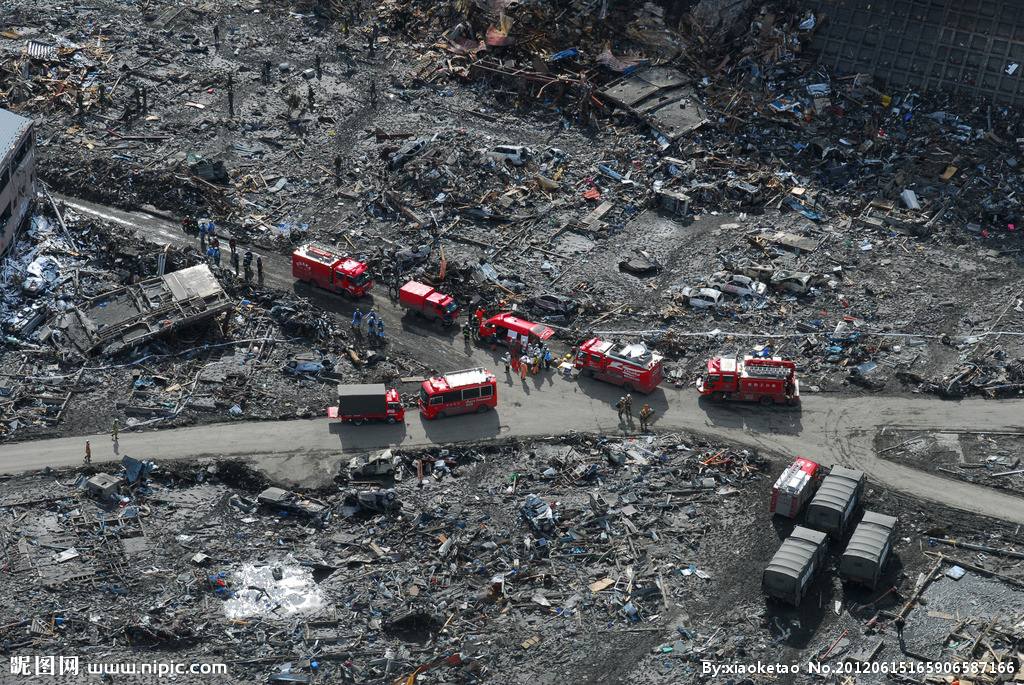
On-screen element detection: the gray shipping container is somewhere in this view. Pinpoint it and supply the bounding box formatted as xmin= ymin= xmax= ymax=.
xmin=840 ymin=511 xmax=897 ymax=589
xmin=805 ymin=466 xmax=865 ymax=538
xmin=762 ymin=526 xmax=829 ymax=606
xmin=337 ymin=383 xmax=387 ymax=416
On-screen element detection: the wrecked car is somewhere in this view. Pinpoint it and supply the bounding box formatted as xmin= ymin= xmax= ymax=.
xmin=731 ymin=259 xmax=776 ymax=283
xmin=480 ymin=145 xmax=531 ymax=166
xmin=771 ymin=271 xmax=813 ymax=294
xmin=257 ymin=487 xmax=329 ymax=518
xmin=348 ymin=450 xmax=398 ymax=479
xmin=678 ymin=287 xmax=724 ymax=309
xmin=525 ymin=293 xmax=578 ymax=317
xmin=282 ymin=354 xmax=334 ymax=377
xmin=388 ymin=138 xmax=430 ymax=169
xmin=708 ymin=272 xmax=767 ymax=298
xmin=521 ymin=494 xmax=557 ymax=534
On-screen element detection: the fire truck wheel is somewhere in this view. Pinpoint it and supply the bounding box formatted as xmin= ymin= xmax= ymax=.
xmin=476 ymin=404 xmax=490 ymax=413
xmin=437 ymin=411 xmax=447 ymax=419
xmin=759 ymin=396 xmax=773 ymax=407
xmin=712 ymin=392 xmax=725 ymax=402
xmin=582 ymin=368 xmax=594 ymax=378
xmin=386 ymin=417 xmax=397 ymax=424
xmin=352 ymin=418 xmax=364 ymax=426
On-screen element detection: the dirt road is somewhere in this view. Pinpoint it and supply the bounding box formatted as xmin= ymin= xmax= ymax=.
xmin=22 ymin=195 xmax=1024 ymax=526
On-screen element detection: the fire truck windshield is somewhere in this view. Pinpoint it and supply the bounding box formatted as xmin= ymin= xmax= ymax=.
xmin=418 ymin=388 xmax=429 ymax=404
xmin=444 ymin=302 xmax=459 ymax=314
xmin=352 ymin=273 xmax=371 ymax=286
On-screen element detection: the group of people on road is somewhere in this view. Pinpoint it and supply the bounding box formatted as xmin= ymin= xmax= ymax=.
xmin=616 ymin=394 xmax=655 ymax=431
xmin=185 ymin=217 xmax=263 ymax=285
xmin=501 ymin=341 xmax=554 ymax=380
xmin=351 ymin=307 xmax=386 ymax=346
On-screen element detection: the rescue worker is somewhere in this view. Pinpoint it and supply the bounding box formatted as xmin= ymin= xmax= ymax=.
xmin=511 ymin=351 xmax=520 ymax=375
xmin=206 ymin=244 xmax=216 ymax=265
xmin=213 ymin=246 xmax=221 ymax=268
xmin=229 ymin=236 xmax=237 ymax=255
xmin=616 ymin=396 xmax=626 ymax=421
xmin=231 ymin=249 xmax=240 ymax=276
xmin=376 ymin=318 xmax=385 ymax=344
xmin=352 ymin=307 xmax=363 ymax=334
xmin=623 ymin=393 xmax=633 ymax=418
xmin=544 ymin=347 xmax=554 ymax=370
xmin=366 ymin=309 xmax=378 ymax=331
xmin=84 ymin=440 xmax=91 ymax=466
xmin=182 ymin=215 xmax=194 ymax=235
xmin=244 ymin=264 xmax=253 ymax=283
xmin=639 ymin=403 xmax=654 ymax=431
xmin=462 ymin=321 xmax=472 ymax=352
xmin=501 ymin=351 xmax=511 ymax=375
xmin=256 ymin=255 xmax=264 ymax=285
xmin=243 ymin=249 xmax=253 ymax=274
xmin=111 ymin=419 xmax=120 ymax=443
xmin=519 ymin=353 xmax=529 ymax=380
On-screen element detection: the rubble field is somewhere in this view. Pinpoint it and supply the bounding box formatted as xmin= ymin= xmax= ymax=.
xmin=876 ymin=428 xmax=1024 ymax=495
xmin=1 ymin=434 xmax=1022 ymax=684
xmin=3 ymin=0 xmax=1024 ymax=444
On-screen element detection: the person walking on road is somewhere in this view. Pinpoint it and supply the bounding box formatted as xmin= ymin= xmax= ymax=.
xmin=639 ymin=403 xmax=654 ymax=431
xmin=256 ymin=255 xmax=264 ymax=285
xmin=519 ymin=353 xmax=529 ymax=380
xmin=623 ymin=393 xmax=633 ymax=419
xmin=502 ymin=351 xmax=511 ymax=376
xmin=511 ymin=351 xmax=520 ymax=375
xmin=84 ymin=440 xmax=91 ymax=466
xmin=111 ymin=419 xmax=120 ymax=443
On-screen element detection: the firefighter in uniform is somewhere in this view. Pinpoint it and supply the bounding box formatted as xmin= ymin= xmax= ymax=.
xmin=639 ymin=403 xmax=654 ymax=431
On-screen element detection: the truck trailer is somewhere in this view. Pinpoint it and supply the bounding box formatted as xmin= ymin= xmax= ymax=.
xmin=398 ymin=280 xmax=460 ymax=326
xmin=762 ymin=526 xmax=829 ymax=606
xmin=840 ymin=511 xmax=897 ymax=589
xmin=330 ymin=383 xmax=405 ymax=425
xmin=805 ymin=466 xmax=865 ymax=539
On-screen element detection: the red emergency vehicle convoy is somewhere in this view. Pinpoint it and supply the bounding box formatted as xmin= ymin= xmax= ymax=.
xmin=696 ymin=356 xmax=800 ymax=406
xmin=292 ymin=243 xmax=373 ymax=298
xmin=770 ymin=458 xmax=823 ymax=518
xmin=328 ymin=383 xmax=405 ymax=425
xmin=419 ymin=368 xmax=497 ymax=420
xmin=575 ymin=338 xmax=664 ymax=394
xmin=477 ymin=313 xmax=554 ymax=348
xmin=398 ymin=281 xmax=460 ymax=326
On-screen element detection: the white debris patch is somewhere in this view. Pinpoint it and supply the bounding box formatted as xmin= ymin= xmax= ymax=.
xmin=223 ymin=562 xmax=326 ymax=619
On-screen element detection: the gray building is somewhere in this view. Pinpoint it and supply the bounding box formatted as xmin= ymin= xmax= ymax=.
xmin=0 ymin=108 xmax=37 ymax=256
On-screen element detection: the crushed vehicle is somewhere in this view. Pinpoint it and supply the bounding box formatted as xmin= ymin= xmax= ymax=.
xmin=770 ymin=270 xmax=813 ymax=294
xmin=347 ymin=450 xmax=399 ymax=479
xmin=388 ymin=137 xmax=430 ymax=169
xmin=697 ymin=356 xmax=800 ymax=406
xmin=329 ymin=383 xmax=405 ymax=425
xmin=398 ymin=280 xmax=460 ymax=326
xmin=257 ymin=487 xmax=329 ymax=518
xmin=678 ymin=286 xmax=724 ymax=309
xmin=480 ymin=144 xmax=531 ymax=166
xmin=575 ymin=338 xmax=664 ymax=394
xmin=731 ymin=259 xmax=775 ymax=283
xmin=343 ymin=488 xmax=401 ymax=515
xmin=708 ymin=271 xmax=767 ymax=298
xmin=521 ymin=494 xmax=557 ymax=534
xmin=292 ymin=243 xmax=373 ymax=298
xmin=282 ymin=353 xmax=333 ymax=376
xmin=524 ymin=293 xmax=578 ymax=319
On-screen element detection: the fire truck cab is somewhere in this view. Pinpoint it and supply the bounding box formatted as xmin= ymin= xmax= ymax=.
xmin=770 ymin=457 xmax=822 ymax=518
xmin=697 ymin=355 xmax=799 ymax=406
xmin=575 ymin=338 xmax=664 ymax=394
xmin=419 ymin=368 xmax=498 ymax=420
xmin=292 ymin=243 xmax=373 ymax=298
xmin=477 ymin=313 xmax=554 ymax=348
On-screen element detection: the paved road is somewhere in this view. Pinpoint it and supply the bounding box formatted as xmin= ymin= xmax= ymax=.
xmin=13 ymin=196 xmax=1021 ymax=526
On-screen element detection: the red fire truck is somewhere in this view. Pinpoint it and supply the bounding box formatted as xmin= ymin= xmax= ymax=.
xmin=574 ymin=338 xmax=664 ymax=394
xmin=419 ymin=368 xmax=498 ymax=420
xmin=769 ymin=458 xmax=822 ymax=518
xmin=477 ymin=313 xmax=554 ymax=348
xmin=398 ymin=281 xmax=460 ymax=326
xmin=696 ymin=356 xmax=800 ymax=406
xmin=291 ymin=243 xmax=373 ymax=298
